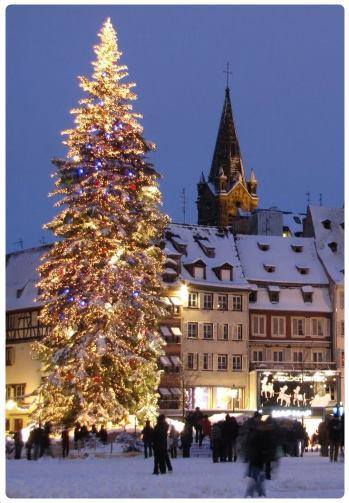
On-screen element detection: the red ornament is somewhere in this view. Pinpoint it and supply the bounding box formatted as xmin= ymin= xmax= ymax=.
xmin=66 ymin=372 xmax=74 ymax=381
xmin=129 ymin=183 xmax=137 ymax=191
xmin=93 ymin=375 xmax=102 ymax=383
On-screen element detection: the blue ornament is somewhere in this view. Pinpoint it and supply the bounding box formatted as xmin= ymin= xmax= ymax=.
xmin=59 ymin=313 xmax=65 ymax=321
xmin=77 ymin=167 xmax=84 ymax=176
xmin=86 ymin=143 xmax=93 ymax=150
xmin=132 ymin=291 xmax=140 ymax=298
xmin=105 ymin=133 xmax=112 ymax=140
xmin=127 ymin=171 xmax=135 ymax=178
xmin=68 ymin=296 xmax=74 ymax=303
xmin=99 ymin=100 xmax=104 ymax=106
xmin=79 ymin=299 xmax=88 ymax=307
xmin=95 ymin=160 xmax=102 ymax=170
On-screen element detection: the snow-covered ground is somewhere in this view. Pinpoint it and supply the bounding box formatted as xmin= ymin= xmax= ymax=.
xmin=6 ymin=451 xmax=344 ymax=498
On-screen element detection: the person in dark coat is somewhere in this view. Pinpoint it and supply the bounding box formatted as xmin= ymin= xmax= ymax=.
xmin=221 ymin=414 xmax=239 ymax=462
xmin=141 ymin=420 xmax=154 ymax=458
xmin=74 ymin=422 xmax=81 ymax=449
xmin=169 ymin=424 xmax=180 ymax=458
xmin=42 ymin=422 xmax=54 ymax=457
xmin=191 ymin=407 xmax=204 ymax=443
xmin=99 ymin=425 xmax=108 ymax=444
xmin=211 ymin=422 xmax=222 ymax=463
xmin=328 ymin=415 xmax=342 ymax=462
xmin=91 ymin=424 xmax=98 ymax=437
xmin=318 ymin=417 xmax=330 ymax=457
xmin=180 ymin=421 xmax=193 ymax=458
xmin=14 ymin=429 xmax=24 ymax=459
xmin=153 ymin=414 xmax=171 ymax=474
xmin=61 ymin=427 xmax=70 ymax=458
xmin=26 ymin=428 xmax=35 ymax=460
xmin=33 ymin=423 xmax=44 ymax=460
xmin=244 ymin=421 xmax=269 ymax=497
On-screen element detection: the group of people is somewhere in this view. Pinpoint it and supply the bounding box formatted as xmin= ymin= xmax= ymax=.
xmin=11 ymin=421 xmax=110 ymax=460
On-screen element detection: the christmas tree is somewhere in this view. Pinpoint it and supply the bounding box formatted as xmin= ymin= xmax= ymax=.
xmin=33 ymin=18 xmax=169 ymax=427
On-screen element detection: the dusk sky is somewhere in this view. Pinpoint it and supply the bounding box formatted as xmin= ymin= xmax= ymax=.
xmin=6 ymin=5 xmax=344 ymax=252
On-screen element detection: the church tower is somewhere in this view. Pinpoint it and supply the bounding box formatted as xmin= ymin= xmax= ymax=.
xmin=197 ymin=86 xmax=258 ymax=227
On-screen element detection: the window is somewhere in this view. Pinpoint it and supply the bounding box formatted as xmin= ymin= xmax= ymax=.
xmin=234 ymin=324 xmax=243 ymax=340
xmin=220 ymin=324 xmax=229 ymax=341
xmin=221 ymin=268 xmax=232 ymax=281
xmin=264 ymin=264 xmax=276 ymax=273
xmin=257 ymin=242 xmax=270 ymax=251
xmin=291 ymin=244 xmax=303 ymax=253
xmin=339 ymin=292 xmax=344 ymax=309
xmin=6 ymin=385 xmax=12 ymax=400
xmin=194 ymin=266 xmax=205 ymax=280
xmin=232 ymin=355 xmax=242 ymax=371
xmin=12 ymin=384 xmax=26 ymax=400
xmin=327 ymin=242 xmax=337 ymax=253
xmin=302 ymin=292 xmax=313 ymax=303
xmin=340 ymin=222 xmax=344 ymax=230
xmin=272 ymin=317 xmax=285 ymax=337
xmin=273 ymin=351 xmax=283 ymax=362
xmin=341 ymin=321 xmax=344 ymax=337
xmin=312 ymin=352 xmax=323 ymax=363
xmin=252 ymin=315 xmax=265 ymax=336
xmin=188 ymin=292 xmax=198 ymax=308
xmin=203 ymin=323 xmax=213 ymax=340
xmin=217 ymin=294 xmax=228 ymax=310
xmin=217 ymin=354 xmax=228 ymax=371
xmin=253 ymin=350 xmax=264 ymax=362
xmin=203 ymin=353 xmax=212 ymax=370
xmin=312 ymin=318 xmax=324 ymax=336
xmin=188 ymin=322 xmax=198 ymax=339
xmin=341 ymin=351 xmax=344 ymax=368
xmin=203 ymin=293 xmax=213 ymax=310
xmin=321 ymin=219 xmax=331 ymax=230
xmin=296 ymin=266 xmax=309 ymax=275
xmin=292 ymin=318 xmax=305 ymax=336
xmin=232 ymin=295 xmax=242 ymax=311
xmin=293 ymin=216 xmax=301 ymax=224
xmin=293 ymin=351 xmax=303 ymax=363
xmin=249 ymin=291 xmax=257 ymax=303
xmin=268 ymin=291 xmax=279 ymax=303
xmin=187 ymin=353 xmax=194 ymax=369
xmin=6 ymin=347 xmax=14 ymax=366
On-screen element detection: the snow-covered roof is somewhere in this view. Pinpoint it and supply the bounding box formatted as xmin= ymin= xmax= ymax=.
xmin=308 ymin=205 xmax=344 ymax=284
xmin=235 ymin=234 xmax=328 ymax=285
xmin=165 ymin=223 xmax=249 ymax=288
xmin=250 ymin=286 xmax=331 ymax=312
xmin=282 ymin=211 xmax=306 ymax=236
xmin=6 ymin=245 xmax=52 ymax=311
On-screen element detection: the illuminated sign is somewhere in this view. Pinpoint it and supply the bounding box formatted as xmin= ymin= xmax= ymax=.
xmin=271 ymin=409 xmax=312 ymax=419
xmin=258 ymin=371 xmax=338 ymax=409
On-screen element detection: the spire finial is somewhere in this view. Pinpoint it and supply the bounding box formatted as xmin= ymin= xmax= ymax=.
xmin=223 ymin=62 xmax=232 ymax=89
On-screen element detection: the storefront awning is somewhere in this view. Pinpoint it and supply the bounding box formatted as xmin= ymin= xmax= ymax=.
xmin=170 ymin=355 xmax=181 ymax=366
xmin=159 ymin=356 xmax=172 ymax=366
xmin=159 ymin=326 xmax=172 ymax=337
xmin=170 ymin=296 xmax=181 ymax=306
xmin=170 ymin=387 xmax=182 ymax=396
xmin=158 ymin=388 xmax=171 ymax=396
xmin=171 ymin=327 xmax=182 ymax=336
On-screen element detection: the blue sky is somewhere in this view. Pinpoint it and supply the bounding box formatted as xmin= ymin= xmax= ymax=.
xmin=6 ymin=5 xmax=344 ymax=252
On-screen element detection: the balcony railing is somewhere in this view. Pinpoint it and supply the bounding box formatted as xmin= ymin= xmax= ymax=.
xmin=249 ymin=360 xmax=337 ymax=371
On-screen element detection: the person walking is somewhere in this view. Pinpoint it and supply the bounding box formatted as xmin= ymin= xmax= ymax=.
xmin=153 ymin=415 xmax=171 ymax=474
xmin=180 ymin=421 xmax=193 ymax=458
xmin=199 ymin=415 xmax=211 ymax=447
xmin=211 ymin=422 xmax=222 ymax=463
xmin=221 ymin=414 xmax=239 ymax=462
xmin=74 ymin=422 xmax=81 ymax=450
xmin=42 ymin=422 xmax=54 ymax=457
xmin=14 ymin=429 xmax=24 ymax=459
xmin=244 ymin=420 xmax=268 ymax=497
xmin=141 ymin=420 xmax=154 ymax=458
xmin=328 ymin=415 xmax=342 ymax=462
xmin=169 ymin=424 xmax=179 ymax=458
xmin=318 ymin=417 xmax=330 ymax=457
xmin=26 ymin=428 xmax=35 ymax=460
xmin=61 ymin=427 xmax=70 ymax=458
xmin=192 ymin=407 xmax=204 ymax=443
xmin=33 ymin=423 xmax=44 ymax=460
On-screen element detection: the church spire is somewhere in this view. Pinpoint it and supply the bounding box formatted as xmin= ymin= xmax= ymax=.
xmin=209 ymin=86 xmax=244 ymax=186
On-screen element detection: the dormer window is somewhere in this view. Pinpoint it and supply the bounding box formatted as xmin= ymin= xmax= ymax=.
xmin=263 ymin=264 xmax=276 ymax=273
xmin=291 ymin=244 xmax=303 ymax=253
xmin=340 ymin=222 xmax=344 ymax=230
xmin=293 ymin=216 xmax=301 ymax=224
xmin=249 ymin=291 xmax=257 ymax=302
xmin=194 ymin=265 xmax=205 ymax=280
xmin=258 ymin=242 xmax=270 ymax=251
xmin=221 ymin=268 xmax=232 ymax=281
xmin=301 ymin=286 xmax=313 ymax=303
xmin=296 ymin=265 xmax=309 ymax=275
xmin=268 ymin=285 xmax=280 ymax=303
xmin=205 ymin=247 xmax=215 ymax=258
xmin=328 ymin=242 xmax=338 ymax=253
xmin=212 ymin=263 xmax=233 ymax=281
xmin=321 ymin=219 xmax=331 ymax=230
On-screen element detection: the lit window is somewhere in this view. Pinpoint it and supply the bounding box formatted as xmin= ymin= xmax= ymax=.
xmin=217 ymin=354 xmax=228 ymax=370
xmin=188 ymin=292 xmax=198 ymax=308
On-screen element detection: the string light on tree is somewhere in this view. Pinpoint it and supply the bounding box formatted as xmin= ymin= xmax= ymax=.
xmin=33 ymin=18 xmax=170 ymax=427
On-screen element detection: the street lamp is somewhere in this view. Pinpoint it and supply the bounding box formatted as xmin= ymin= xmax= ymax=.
xmin=231 ymin=386 xmax=238 ymax=413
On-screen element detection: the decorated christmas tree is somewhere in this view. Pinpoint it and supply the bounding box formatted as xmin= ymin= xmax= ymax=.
xmin=32 ymin=18 xmax=169 ymax=427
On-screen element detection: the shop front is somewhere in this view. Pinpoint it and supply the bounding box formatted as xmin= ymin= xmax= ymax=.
xmin=186 ymin=386 xmax=245 ymax=412
xmin=253 ymin=369 xmax=340 ymax=436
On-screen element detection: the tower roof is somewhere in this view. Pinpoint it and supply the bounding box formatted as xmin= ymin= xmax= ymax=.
xmin=209 ymin=86 xmax=244 ymax=183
